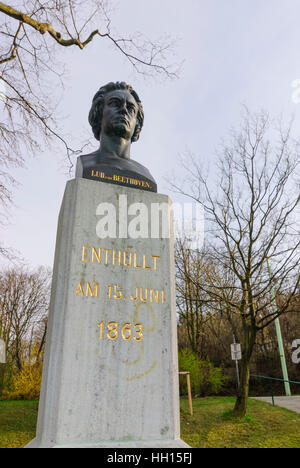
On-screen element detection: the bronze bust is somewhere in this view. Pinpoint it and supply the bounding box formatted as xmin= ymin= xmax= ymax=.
xmin=75 ymin=82 xmax=157 ymax=192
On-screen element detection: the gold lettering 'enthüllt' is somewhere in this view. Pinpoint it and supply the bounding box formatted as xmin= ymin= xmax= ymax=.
xmin=81 ymin=246 xmax=160 ymax=271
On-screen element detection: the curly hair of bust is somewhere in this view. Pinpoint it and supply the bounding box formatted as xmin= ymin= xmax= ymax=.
xmin=88 ymin=82 xmax=144 ymax=142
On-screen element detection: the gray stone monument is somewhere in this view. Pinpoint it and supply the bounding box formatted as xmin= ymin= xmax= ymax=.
xmin=25 ymin=82 xmax=188 ymax=448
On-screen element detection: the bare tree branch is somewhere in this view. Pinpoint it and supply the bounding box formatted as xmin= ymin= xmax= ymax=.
xmin=0 ymin=0 xmax=180 ymax=258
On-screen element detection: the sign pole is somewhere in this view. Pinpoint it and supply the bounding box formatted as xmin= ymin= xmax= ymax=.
xmin=232 ymin=334 xmax=240 ymax=388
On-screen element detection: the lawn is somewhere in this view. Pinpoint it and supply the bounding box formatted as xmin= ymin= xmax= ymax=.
xmin=1 ymin=397 xmax=300 ymax=448
xmin=181 ymin=396 xmax=300 ymax=448
xmin=0 ymin=400 xmax=38 ymax=448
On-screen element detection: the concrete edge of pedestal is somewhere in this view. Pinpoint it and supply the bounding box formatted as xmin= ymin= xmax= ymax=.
xmin=25 ymin=437 xmax=190 ymax=448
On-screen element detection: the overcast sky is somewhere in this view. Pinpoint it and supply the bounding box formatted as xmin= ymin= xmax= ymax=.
xmin=1 ymin=0 xmax=300 ymax=269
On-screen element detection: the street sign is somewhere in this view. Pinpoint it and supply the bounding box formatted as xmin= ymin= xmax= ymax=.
xmin=0 ymin=339 xmax=6 ymax=364
xmin=231 ymin=343 xmax=241 ymax=361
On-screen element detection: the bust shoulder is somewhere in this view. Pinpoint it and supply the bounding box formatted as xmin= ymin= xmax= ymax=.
xmin=75 ymin=151 xmax=157 ymax=193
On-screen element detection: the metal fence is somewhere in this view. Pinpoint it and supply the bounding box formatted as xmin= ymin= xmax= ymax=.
xmin=250 ymin=374 xmax=300 ymax=405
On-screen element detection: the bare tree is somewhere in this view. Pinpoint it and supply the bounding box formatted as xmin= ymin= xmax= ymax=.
xmin=172 ymin=108 xmax=300 ymax=416
xmin=0 ymin=1 xmax=179 ymax=255
xmin=0 ymin=265 xmax=50 ymax=393
xmin=175 ymin=239 xmax=213 ymax=356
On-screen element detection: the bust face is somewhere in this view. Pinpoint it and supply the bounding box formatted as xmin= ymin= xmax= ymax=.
xmin=101 ymin=89 xmax=138 ymax=141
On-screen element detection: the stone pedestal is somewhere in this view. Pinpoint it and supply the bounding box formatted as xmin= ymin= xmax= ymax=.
xmin=26 ymin=178 xmax=188 ymax=448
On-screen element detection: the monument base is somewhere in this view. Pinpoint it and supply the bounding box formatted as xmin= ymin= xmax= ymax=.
xmin=26 ymin=179 xmax=186 ymax=448
xmin=25 ymin=437 xmax=190 ymax=448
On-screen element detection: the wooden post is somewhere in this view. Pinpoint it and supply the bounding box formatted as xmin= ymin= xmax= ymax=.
xmin=179 ymin=371 xmax=193 ymax=416
xmin=186 ymin=372 xmax=193 ymax=416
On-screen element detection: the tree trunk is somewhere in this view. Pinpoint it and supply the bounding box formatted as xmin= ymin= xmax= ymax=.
xmin=233 ymin=355 xmax=251 ymax=417
xmin=233 ymin=323 xmax=256 ymax=417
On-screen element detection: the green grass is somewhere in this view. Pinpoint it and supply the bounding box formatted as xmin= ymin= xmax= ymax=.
xmin=1 ymin=397 xmax=300 ymax=448
xmin=181 ymin=396 xmax=300 ymax=448
xmin=0 ymin=400 xmax=38 ymax=448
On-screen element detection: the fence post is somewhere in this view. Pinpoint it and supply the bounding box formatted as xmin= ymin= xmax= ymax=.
xmin=270 ymin=379 xmax=275 ymax=406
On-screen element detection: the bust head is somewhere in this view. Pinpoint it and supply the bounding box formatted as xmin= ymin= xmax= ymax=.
xmin=88 ymin=82 xmax=144 ymax=143
xmin=77 ymin=81 xmax=157 ymax=192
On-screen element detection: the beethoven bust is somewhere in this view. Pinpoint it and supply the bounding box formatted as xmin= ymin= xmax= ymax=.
xmin=75 ymin=81 xmax=157 ymax=192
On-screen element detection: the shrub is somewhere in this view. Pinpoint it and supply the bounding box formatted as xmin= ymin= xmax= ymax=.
xmin=197 ymin=360 xmax=227 ymax=396
xmin=178 ymin=348 xmax=227 ymax=397
xmin=3 ymin=344 xmax=42 ymax=400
